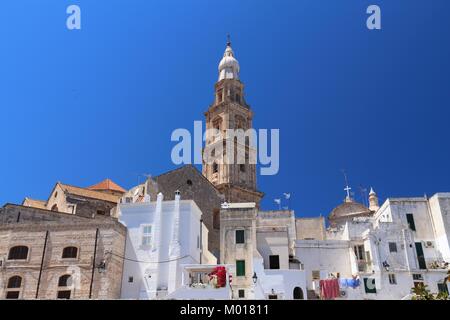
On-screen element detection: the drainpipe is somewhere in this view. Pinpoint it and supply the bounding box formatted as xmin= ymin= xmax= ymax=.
xmin=89 ymin=228 xmax=100 ymax=299
xmin=199 ymin=219 xmax=203 ymax=264
xmin=35 ymin=230 xmax=49 ymax=299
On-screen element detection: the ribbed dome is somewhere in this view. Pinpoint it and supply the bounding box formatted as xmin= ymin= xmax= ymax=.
xmin=218 ymin=43 xmax=240 ymax=81
xmin=329 ymin=200 xmax=373 ymax=223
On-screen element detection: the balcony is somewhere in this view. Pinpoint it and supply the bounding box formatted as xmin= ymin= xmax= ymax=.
xmin=166 ymin=264 xmax=232 ymax=300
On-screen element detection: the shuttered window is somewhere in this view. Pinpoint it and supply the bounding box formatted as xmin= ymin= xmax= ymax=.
xmin=406 ymin=213 xmax=416 ymax=231
xmin=236 ymin=260 xmax=245 ymax=277
xmin=236 ymin=230 xmax=245 ymax=244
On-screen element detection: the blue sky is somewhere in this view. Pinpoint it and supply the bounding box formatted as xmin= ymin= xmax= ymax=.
xmin=0 ymin=0 xmax=449 ymax=217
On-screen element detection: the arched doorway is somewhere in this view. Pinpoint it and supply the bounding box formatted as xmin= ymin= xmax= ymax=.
xmin=293 ymin=287 xmax=304 ymax=300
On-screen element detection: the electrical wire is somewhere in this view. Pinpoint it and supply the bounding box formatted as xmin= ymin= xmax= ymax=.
xmin=107 ymin=251 xmax=193 ymax=264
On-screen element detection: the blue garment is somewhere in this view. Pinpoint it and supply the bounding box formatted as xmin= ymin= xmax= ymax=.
xmin=348 ymin=278 xmax=360 ymax=288
xmin=339 ymin=278 xmax=360 ymax=289
xmin=339 ymin=279 xmax=348 ymax=288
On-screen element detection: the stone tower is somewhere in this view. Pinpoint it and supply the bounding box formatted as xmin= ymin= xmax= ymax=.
xmin=202 ymin=38 xmax=264 ymax=205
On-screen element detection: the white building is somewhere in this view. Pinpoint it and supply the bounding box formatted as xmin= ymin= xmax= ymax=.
xmin=118 ymin=191 xmax=218 ymax=299
xmin=295 ymin=190 xmax=450 ymax=300
xmin=220 ymin=203 xmax=307 ymax=300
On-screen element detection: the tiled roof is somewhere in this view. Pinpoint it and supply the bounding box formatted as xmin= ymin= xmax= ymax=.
xmin=60 ymin=183 xmax=120 ymax=203
xmin=88 ymin=179 xmax=126 ymax=193
xmin=22 ymin=197 xmax=47 ymax=209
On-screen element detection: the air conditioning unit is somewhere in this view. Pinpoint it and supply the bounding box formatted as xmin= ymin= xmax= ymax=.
xmin=424 ymin=241 xmax=434 ymax=248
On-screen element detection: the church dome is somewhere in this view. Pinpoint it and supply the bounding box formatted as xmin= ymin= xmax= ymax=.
xmin=328 ymin=199 xmax=373 ymax=223
xmin=218 ymin=42 xmax=240 ymax=81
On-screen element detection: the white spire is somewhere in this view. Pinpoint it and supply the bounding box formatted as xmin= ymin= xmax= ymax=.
xmin=218 ymin=35 xmax=240 ymax=81
xmin=368 ymin=187 xmax=379 ymax=211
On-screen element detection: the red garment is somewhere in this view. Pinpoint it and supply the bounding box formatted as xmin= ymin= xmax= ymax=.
xmin=208 ymin=266 xmax=227 ymax=288
xmin=319 ymin=279 xmax=340 ymax=299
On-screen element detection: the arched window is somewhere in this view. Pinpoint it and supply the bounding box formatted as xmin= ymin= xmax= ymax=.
xmin=213 ymin=162 xmax=219 ymax=174
xmin=62 ymin=247 xmax=78 ymax=259
xmin=51 ymin=204 xmax=59 ymax=212
xmin=7 ymin=276 xmax=22 ymax=289
xmin=58 ymin=275 xmax=72 ymax=287
xmin=293 ymin=287 xmax=304 ymax=300
xmin=8 ymin=246 xmax=29 ymax=260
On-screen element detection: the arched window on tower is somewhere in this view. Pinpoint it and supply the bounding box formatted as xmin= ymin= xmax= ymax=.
xmin=62 ymin=246 xmax=78 ymax=259
xmin=57 ymin=275 xmax=72 ymax=299
xmin=58 ymin=275 xmax=71 ymax=287
xmin=8 ymin=246 xmax=29 ymax=260
xmin=213 ymin=162 xmax=219 ymax=174
xmin=6 ymin=276 xmax=22 ymax=299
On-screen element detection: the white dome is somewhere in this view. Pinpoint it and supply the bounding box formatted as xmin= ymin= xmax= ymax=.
xmin=218 ymin=44 xmax=240 ymax=81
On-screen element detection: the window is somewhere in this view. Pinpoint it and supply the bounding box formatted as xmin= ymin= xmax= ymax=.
xmin=312 ymin=270 xmax=320 ymax=280
xmin=57 ymin=290 xmax=71 ymax=299
xmin=388 ymin=274 xmax=397 ymax=285
xmin=141 ymin=225 xmax=152 ymax=246
xmin=97 ymin=210 xmax=105 ymax=215
xmin=238 ymin=289 xmax=245 ymax=298
xmin=7 ymin=276 xmax=22 ymax=289
xmin=213 ymin=162 xmax=219 ymax=174
xmin=415 ymin=242 xmax=426 ymax=270
xmin=389 ymin=242 xmax=397 ymax=253
xmin=236 ymin=230 xmax=245 ymax=244
xmin=51 ymin=204 xmax=59 ymax=212
xmin=269 ymin=255 xmax=280 ymax=269
xmin=58 ymin=275 xmax=71 ymax=287
xmin=128 ymin=276 xmax=134 ymax=283
xmin=268 ymin=294 xmax=278 ymax=299
xmin=6 ymin=291 xmax=20 ymax=299
xmin=6 ymin=276 xmax=22 ymax=299
xmin=236 ymin=260 xmax=246 ymax=277
xmin=406 ymin=213 xmax=416 ymax=231
xmin=412 ymin=273 xmax=423 ymax=281
xmin=239 ymin=164 xmax=246 ymax=172
xmin=354 ymin=245 xmax=364 ymax=260
xmin=8 ymin=246 xmax=29 ymax=260
xmin=62 ymin=246 xmax=78 ymax=259
xmin=54 ymin=192 xmax=58 ymax=198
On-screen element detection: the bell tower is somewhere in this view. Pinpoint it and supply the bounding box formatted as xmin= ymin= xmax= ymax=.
xmin=202 ymin=37 xmax=264 ymax=205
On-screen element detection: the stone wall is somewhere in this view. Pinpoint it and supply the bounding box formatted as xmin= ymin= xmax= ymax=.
xmin=0 ymin=204 xmax=125 ymax=299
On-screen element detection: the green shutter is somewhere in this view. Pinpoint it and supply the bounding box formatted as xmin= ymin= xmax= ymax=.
xmin=236 ymin=260 xmax=246 ymax=276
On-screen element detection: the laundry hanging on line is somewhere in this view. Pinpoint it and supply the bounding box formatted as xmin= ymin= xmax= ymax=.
xmin=319 ymin=278 xmax=340 ymax=299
